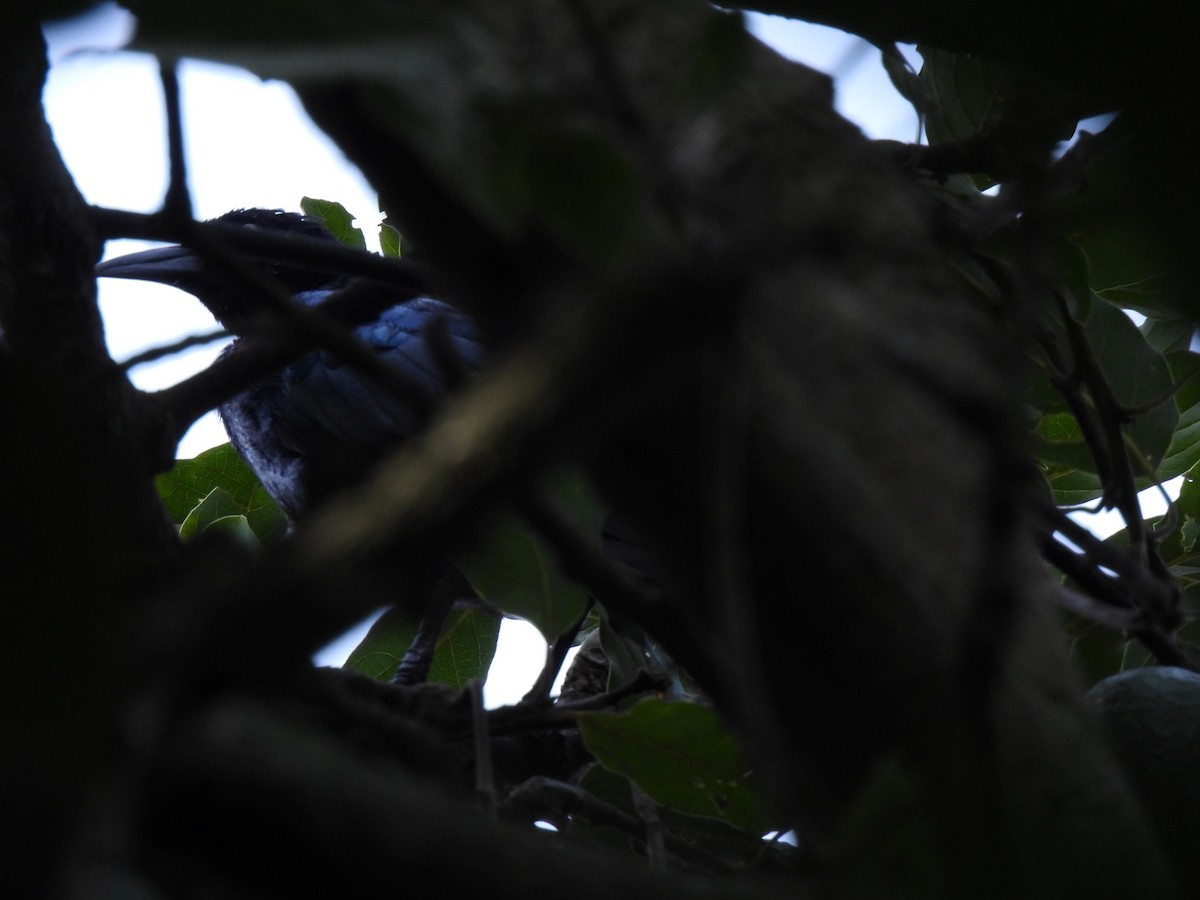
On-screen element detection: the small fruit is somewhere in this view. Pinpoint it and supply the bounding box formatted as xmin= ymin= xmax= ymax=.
xmin=1086 ymin=666 xmax=1200 ymax=881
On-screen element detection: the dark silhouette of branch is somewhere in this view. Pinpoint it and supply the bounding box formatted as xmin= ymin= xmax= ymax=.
xmin=159 ymin=58 xmax=192 ymax=222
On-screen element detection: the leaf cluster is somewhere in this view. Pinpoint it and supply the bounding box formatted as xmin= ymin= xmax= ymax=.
xmin=920 ymin=56 xmax=1200 ymax=681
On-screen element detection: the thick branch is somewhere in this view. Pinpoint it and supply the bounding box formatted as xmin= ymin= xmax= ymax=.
xmin=134 ymin=698 xmax=800 ymax=900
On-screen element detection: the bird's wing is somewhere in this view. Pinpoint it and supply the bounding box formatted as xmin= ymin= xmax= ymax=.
xmin=271 ymin=295 xmax=483 ymax=453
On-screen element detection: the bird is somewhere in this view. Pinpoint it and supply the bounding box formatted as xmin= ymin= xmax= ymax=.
xmin=96 ymin=208 xmax=484 ymax=683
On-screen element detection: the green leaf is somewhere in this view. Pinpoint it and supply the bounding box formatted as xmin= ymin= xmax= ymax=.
xmin=454 ymin=517 xmax=588 ymax=641
xmin=1157 ymin=459 xmax=1200 ymax=573
xmin=343 ymin=604 xmax=499 ymax=689
xmin=570 ymin=763 xmax=792 ymax=869
xmin=1156 ymin=409 xmax=1200 ymax=485
xmin=1059 ymin=139 xmax=1187 ymax=319
xmin=1044 ymin=352 xmax=1200 ymax=507
xmin=1141 ymin=318 xmax=1195 ymax=355
xmin=179 ymin=487 xmax=257 ymax=545
xmin=1042 ymin=469 xmax=1104 ymax=507
xmin=1178 ymin=564 xmax=1200 ymax=617
xmin=1090 ymin=309 xmax=1176 ymax=487
xmin=300 ymin=196 xmax=366 ymax=250
xmin=599 ymin=614 xmax=653 ymax=691
xmin=1033 ymin=411 xmax=1094 ymax=473
xmin=1068 ymin=621 xmax=1131 ymax=688
xmin=379 ymin=219 xmax=404 ymax=258
xmin=1086 ymin=245 xmax=1177 ymax=319
xmin=200 ymin=513 xmax=258 ymax=545
xmin=918 ymin=47 xmax=1076 ymax=143
xmin=1158 ymin=352 xmax=1200 ymax=482
xmin=577 ymin=698 xmax=771 ymax=834
xmin=1034 ymin=298 xmax=1179 ymax=504
xmin=1066 ymin=615 xmax=1160 ymax=687
xmin=917 ymin=47 xmax=1075 ymax=192
xmin=453 ymin=471 xmax=604 ymax=640
xmin=1021 ymin=240 xmax=1090 ymax=420
xmin=598 ymin=610 xmax=693 ymax=700
xmin=919 ymin=47 xmax=1012 ymax=146
xmin=1179 ymin=463 xmax=1200 ymax=524
xmin=1086 ymin=301 xmax=1177 ymax=470
xmin=1052 ymin=235 xmax=1094 ymax=322
xmin=156 ymin=444 xmax=287 ymax=541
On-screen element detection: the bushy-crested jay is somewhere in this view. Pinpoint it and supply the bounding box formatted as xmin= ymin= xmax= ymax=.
xmin=97 ymin=209 xmax=484 ymax=682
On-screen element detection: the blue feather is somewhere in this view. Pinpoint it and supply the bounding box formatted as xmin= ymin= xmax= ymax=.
xmin=97 ymin=209 xmax=483 ymax=520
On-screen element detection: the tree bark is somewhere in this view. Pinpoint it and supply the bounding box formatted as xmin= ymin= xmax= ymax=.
xmin=0 ymin=15 xmax=179 ymax=897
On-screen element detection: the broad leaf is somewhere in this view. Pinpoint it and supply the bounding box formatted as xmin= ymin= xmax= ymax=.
xmin=1058 ymin=137 xmax=1186 ymax=319
xmin=301 ymin=196 xmax=366 ymax=249
xmin=379 ymin=219 xmax=404 ymax=258
xmin=453 ymin=472 xmax=603 ymax=640
xmin=1067 ymin=618 xmax=1155 ymax=687
xmin=577 ymin=698 xmax=771 ymax=834
xmin=1033 ymin=412 xmax=1094 ymax=473
xmin=454 ymin=517 xmax=588 ymax=641
xmin=1085 ymin=300 xmax=1177 ymax=471
xmin=919 ymin=47 xmax=1012 ymax=146
xmin=570 ymin=763 xmax=792 ymax=869
xmin=1157 ymin=351 xmax=1200 ymax=482
xmin=156 ymin=443 xmax=287 ymax=541
xmin=198 ymin=513 xmax=258 ymax=545
xmin=599 ymin=614 xmax=654 ymax=692
xmin=1141 ymin=318 xmax=1195 ymax=355
xmin=343 ymin=604 xmax=499 ymax=689
xmin=179 ymin=487 xmax=256 ymax=546
xmin=1034 ymin=299 xmax=1178 ymax=505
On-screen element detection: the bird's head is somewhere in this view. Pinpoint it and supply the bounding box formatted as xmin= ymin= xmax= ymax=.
xmin=95 ymin=208 xmax=343 ymax=326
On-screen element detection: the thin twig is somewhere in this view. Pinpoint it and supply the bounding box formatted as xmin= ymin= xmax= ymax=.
xmin=470 ymin=679 xmax=496 ymax=819
xmin=521 ymin=599 xmax=594 ymax=704
xmin=1035 ymin=501 xmax=1181 ymax=636
xmin=117 ymin=327 xmax=231 ymax=372
xmin=501 ymin=775 xmax=798 ymax=874
xmin=630 ymin=781 xmax=666 ymax=868
xmin=482 ymin=671 xmax=668 ymax=738
xmin=158 ymin=58 xmax=192 ymax=222
xmin=1054 ymin=294 xmax=1144 ymax=537
xmin=1119 ymin=360 xmax=1200 ymax=416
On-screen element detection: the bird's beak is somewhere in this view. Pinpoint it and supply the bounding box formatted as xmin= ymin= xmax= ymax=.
xmin=95 ymin=245 xmax=205 ymax=288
